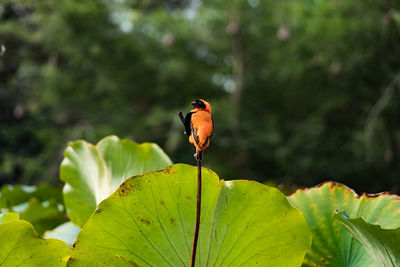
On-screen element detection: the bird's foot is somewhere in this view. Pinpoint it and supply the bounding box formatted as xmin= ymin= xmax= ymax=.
xmin=194 ymin=151 xmax=203 ymax=161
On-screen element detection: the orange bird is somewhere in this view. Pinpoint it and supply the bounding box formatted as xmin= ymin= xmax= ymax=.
xmin=179 ymin=99 xmax=214 ymax=161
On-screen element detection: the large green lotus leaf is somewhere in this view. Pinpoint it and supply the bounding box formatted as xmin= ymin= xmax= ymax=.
xmin=44 ymin=222 xmax=81 ymax=247
xmin=288 ymin=182 xmax=400 ymax=267
xmin=335 ymin=211 xmax=400 ymax=267
xmin=60 ymin=135 xmax=172 ymax=226
xmin=69 ymin=164 xmax=311 ymax=266
xmin=0 ymin=220 xmax=70 ymax=266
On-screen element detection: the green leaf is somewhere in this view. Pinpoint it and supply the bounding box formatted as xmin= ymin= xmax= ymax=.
xmin=69 ymin=164 xmax=311 ymax=266
xmin=288 ymin=182 xmax=400 ymax=267
xmin=44 ymin=222 xmax=81 ymax=247
xmin=0 ymin=212 xmax=19 ymax=223
xmin=335 ymin=211 xmax=400 ymax=267
xmin=60 ymin=135 xmax=172 ymax=226
xmin=0 ymin=220 xmax=70 ymax=266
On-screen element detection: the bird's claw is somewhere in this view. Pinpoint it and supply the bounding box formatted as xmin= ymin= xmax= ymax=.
xmin=194 ymin=151 xmax=202 ymax=161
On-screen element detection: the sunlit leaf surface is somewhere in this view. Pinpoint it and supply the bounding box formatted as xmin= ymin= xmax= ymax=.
xmin=60 ymin=135 xmax=172 ymax=226
xmin=0 ymin=220 xmax=70 ymax=266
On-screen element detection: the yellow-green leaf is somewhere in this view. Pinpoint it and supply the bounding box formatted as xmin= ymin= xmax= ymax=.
xmin=0 ymin=220 xmax=70 ymax=266
xmin=69 ymin=164 xmax=311 ymax=266
xmin=0 ymin=212 xmax=19 ymax=223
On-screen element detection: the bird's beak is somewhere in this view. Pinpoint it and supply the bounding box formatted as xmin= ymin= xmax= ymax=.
xmin=191 ymin=101 xmax=197 ymax=107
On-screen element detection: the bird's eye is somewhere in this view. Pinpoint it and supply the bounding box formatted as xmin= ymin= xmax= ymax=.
xmin=196 ymin=100 xmax=206 ymax=108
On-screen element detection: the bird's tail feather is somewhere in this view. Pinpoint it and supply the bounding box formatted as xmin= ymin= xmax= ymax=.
xmin=178 ymin=112 xmax=185 ymax=125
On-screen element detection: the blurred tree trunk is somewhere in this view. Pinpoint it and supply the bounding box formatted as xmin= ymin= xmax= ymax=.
xmin=228 ymin=2 xmax=244 ymax=132
xmin=227 ymin=1 xmax=250 ymax=169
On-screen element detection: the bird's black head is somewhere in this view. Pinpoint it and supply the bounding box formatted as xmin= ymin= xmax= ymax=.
xmin=191 ymin=99 xmax=206 ymax=109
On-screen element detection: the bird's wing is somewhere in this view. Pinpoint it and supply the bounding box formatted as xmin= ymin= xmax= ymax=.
xmin=190 ymin=122 xmax=200 ymax=145
xmin=183 ymin=112 xmax=193 ymax=136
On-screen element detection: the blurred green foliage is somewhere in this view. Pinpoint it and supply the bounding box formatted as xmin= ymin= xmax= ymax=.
xmin=0 ymin=184 xmax=66 ymax=235
xmin=0 ymin=0 xmax=400 ymax=193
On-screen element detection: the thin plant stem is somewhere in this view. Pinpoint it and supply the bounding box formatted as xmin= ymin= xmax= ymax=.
xmin=190 ymin=159 xmax=202 ymax=267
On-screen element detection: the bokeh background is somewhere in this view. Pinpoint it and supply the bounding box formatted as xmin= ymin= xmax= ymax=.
xmin=1 ymin=0 xmax=399 ymax=193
